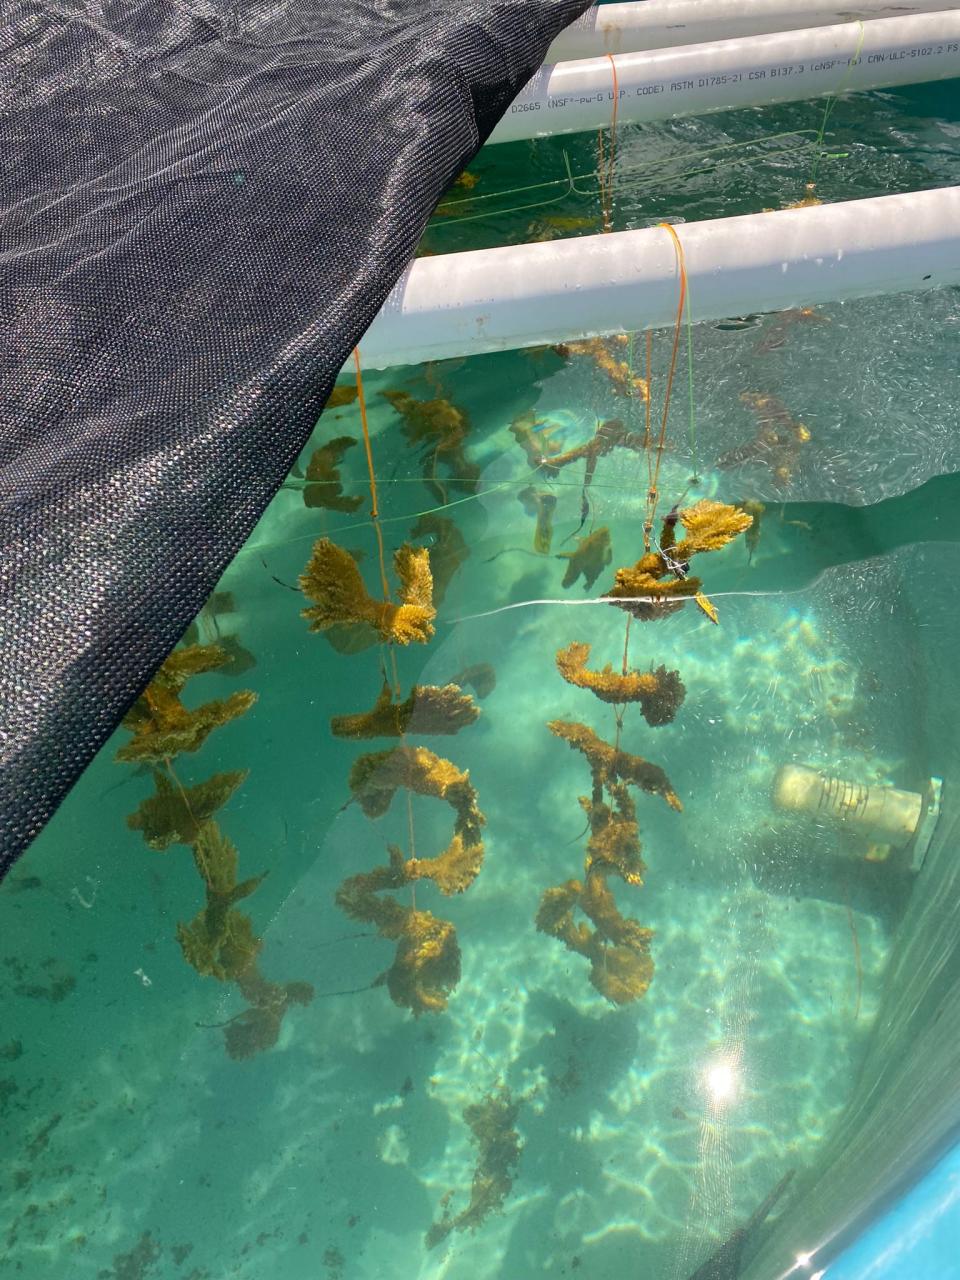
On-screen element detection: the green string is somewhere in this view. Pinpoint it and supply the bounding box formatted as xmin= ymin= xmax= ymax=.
xmin=809 ymin=21 xmax=866 ymax=187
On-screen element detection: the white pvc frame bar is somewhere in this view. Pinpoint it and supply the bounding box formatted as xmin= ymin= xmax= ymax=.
xmin=358 ymin=187 xmax=960 ymax=368
xmin=491 ymin=11 xmax=960 ymax=144
xmin=546 ymin=0 xmax=960 ymax=61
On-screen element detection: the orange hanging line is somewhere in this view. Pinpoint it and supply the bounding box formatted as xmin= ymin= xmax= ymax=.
xmin=352 ymin=346 xmax=391 ymax=602
xmin=644 ymin=223 xmax=688 ymax=547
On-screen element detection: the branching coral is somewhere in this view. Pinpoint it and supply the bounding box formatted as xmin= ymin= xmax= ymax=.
xmin=127 ymin=769 xmax=248 ymax=849
xmin=558 ymin=527 xmax=612 ymax=591
xmin=537 ymin=722 xmax=668 ymax=1004
xmin=119 ymin=640 xmax=312 ymax=1060
xmin=554 ymin=336 xmax=649 ymax=401
xmin=426 ymin=1089 xmax=522 ymax=1248
xmin=348 ymin=745 xmax=485 ymax=848
xmin=300 ymin=538 xmax=435 ymax=645
xmin=174 ymin=820 xmax=314 ymax=1057
xmin=518 ymin=486 xmax=558 ymax=554
xmin=337 ymin=748 xmax=485 ymax=1014
xmin=548 ymin=721 xmax=681 ymax=813
xmin=410 ymin=513 xmax=469 ymax=605
xmin=556 ymin=642 xmax=685 ymax=726
xmin=336 ymin=849 xmax=464 ymax=1015
xmin=331 ymin=682 xmax=479 ymax=739
xmin=303 ymin=436 xmax=363 ymax=512
xmin=117 ymin=643 xmax=257 ymax=764
xmin=605 ymin=500 xmax=752 ymax=623
xmin=718 ymin=393 xmax=812 ymax=488
xmin=382 ymin=389 xmax=480 ymax=502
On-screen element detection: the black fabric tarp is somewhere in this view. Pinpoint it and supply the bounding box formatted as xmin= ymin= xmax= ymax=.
xmin=0 ymin=0 xmax=590 ymax=872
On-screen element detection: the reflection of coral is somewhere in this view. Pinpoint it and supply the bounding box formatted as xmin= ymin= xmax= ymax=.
xmin=410 ymin=513 xmax=469 ymax=605
xmin=448 ymin=662 xmax=496 ymax=699
xmin=426 ymin=1089 xmax=522 ymax=1248
xmin=606 ymin=501 xmax=752 ymax=623
xmin=556 ymin=642 xmax=685 ymax=726
xmin=382 ymin=389 xmax=480 ymax=502
xmin=303 ymin=436 xmax=363 ymax=512
xmin=718 ymin=393 xmax=812 ymax=488
xmin=225 ymin=970 xmax=315 ymax=1061
xmin=339 ymin=748 xmax=485 ymax=1014
xmin=300 ymin=539 xmax=435 ymax=645
xmin=558 ymin=527 xmax=613 ymax=591
xmin=549 ymin=721 xmax=681 ymax=812
xmin=118 ymin=643 xmax=256 ymax=764
xmin=519 ymin=486 xmax=558 ymax=554
xmin=510 ymin=411 xmax=565 ymax=469
xmin=326 ymin=384 xmax=359 ymax=409
xmin=127 ymin=770 xmax=248 ymax=849
xmin=555 ymin=336 xmax=650 ymax=401
xmin=331 ymin=682 xmax=479 ymax=739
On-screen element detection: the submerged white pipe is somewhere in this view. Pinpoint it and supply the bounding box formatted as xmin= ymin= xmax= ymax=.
xmin=358 ymin=187 xmax=960 ymax=368
xmin=492 ymin=11 xmax=960 ymax=144
xmin=547 ymin=0 xmax=960 ymax=61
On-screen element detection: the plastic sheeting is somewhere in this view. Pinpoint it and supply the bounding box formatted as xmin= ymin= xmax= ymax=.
xmin=0 ymin=0 xmax=591 ymax=872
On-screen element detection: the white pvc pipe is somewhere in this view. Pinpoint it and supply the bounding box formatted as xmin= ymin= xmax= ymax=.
xmin=492 ymin=11 xmax=960 ymax=144
xmin=546 ymin=0 xmax=960 ymax=61
xmin=358 ymin=187 xmax=960 ymax=368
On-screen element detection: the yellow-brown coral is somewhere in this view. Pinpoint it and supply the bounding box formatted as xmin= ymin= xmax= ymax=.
xmin=331 ymin=682 xmax=479 ymax=739
xmin=338 ymin=747 xmax=485 ymax=1014
xmin=303 ymin=436 xmax=363 ymax=512
xmin=548 ymin=720 xmax=681 ymax=812
xmin=606 ymin=500 xmax=752 ymax=622
xmin=556 ymin=642 xmax=685 ymax=726
xmin=555 ymin=336 xmax=650 ymax=401
xmin=118 ymin=643 xmax=257 ymax=764
xmin=336 ymin=848 xmax=465 ymax=1015
xmin=300 ymin=538 xmax=436 ymax=645
xmin=426 ymin=1089 xmax=522 ymax=1248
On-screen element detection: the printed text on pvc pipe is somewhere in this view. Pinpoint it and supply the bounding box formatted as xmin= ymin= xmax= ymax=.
xmin=510 ymin=41 xmax=960 ymax=114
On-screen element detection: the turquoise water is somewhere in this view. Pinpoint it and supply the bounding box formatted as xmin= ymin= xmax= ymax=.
xmin=3 ymin=88 xmax=960 ymax=1280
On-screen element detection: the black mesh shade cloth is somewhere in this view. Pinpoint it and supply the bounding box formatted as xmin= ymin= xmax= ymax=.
xmin=0 ymin=0 xmax=591 ymax=871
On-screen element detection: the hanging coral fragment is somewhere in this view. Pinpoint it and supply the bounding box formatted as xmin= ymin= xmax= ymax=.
xmin=554 ymin=336 xmax=650 ymax=401
xmin=330 ymin=682 xmax=479 ymax=739
xmin=117 ymin=642 xmax=257 ymax=764
xmin=300 ymin=538 xmax=436 ymax=645
xmin=556 ymin=642 xmax=685 ymax=726
xmin=121 ymin=641 xmax=314 ymax=1059
xmin=606 ymin=499 xmax=752 ymax=623
xmin=337 ymin=746 xmax=485 ymax=1014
